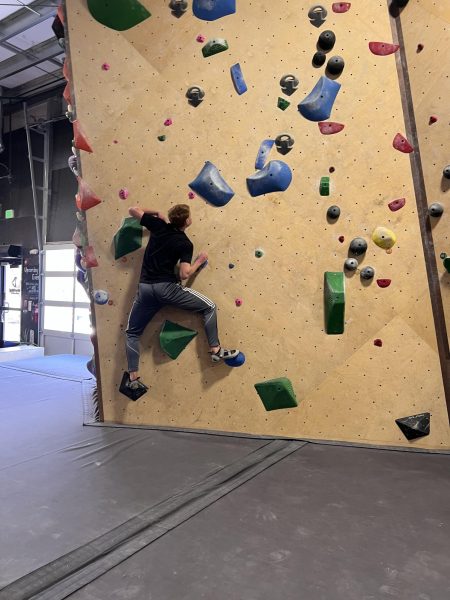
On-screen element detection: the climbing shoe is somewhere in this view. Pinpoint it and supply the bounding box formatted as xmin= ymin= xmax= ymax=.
xmin=119 ymin=372 xmax=148 ymax=401
xmin=210 ymin=347 xmax=239 ymax=363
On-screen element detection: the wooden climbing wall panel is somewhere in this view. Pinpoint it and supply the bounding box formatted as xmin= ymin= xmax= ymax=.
xmin=66 ymin=0 xmax=450 ymax=449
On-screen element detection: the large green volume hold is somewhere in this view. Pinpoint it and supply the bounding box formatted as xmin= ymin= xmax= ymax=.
xmin=254 ymin=377 xmax=298 ymax=411
xmin=88 ymin=0 xmax=151 ymax=31
xmin=160 ymin=320 xmax=198 ymax=360
xmin=114 ymin=217 xmax=143 ymax=259
xmin=324 ymin=271 xmax=345 ymax=334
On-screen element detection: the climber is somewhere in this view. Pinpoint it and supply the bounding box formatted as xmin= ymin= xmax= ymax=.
xmin=120 ymin=203 xmax=239 ymax=400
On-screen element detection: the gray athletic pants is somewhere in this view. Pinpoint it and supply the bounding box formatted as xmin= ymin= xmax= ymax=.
xmin=126 ymin=282 xmax=220 ymax=372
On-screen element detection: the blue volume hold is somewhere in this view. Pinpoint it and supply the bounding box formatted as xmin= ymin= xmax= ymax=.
xmin=193 ymin=0 xmax=236 ymax=21
xmin=246 ymin=160 xmax=293 ymax=197
xmin=189 ymin=161 xmax=235 ymax=207
xmin=255 ymin=139 xmax=274 ymax=169
xmin=230 ymin=63 xmax=247 ymax=95
xmin=225 ymin=351 xmax=246 ymax=367
xmin=298 ymin=75 xmax=341 ymax=122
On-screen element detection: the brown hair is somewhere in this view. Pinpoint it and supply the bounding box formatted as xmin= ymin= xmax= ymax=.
xmin=168 ymin=204 xmax=190 ymax=228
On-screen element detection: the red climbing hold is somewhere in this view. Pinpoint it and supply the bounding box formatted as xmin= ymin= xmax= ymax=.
xmin=63 ymin=58 xmax=70 ymax=81
xmin=393 ymin=133 xmax=413 ymax=153
xmin=332 ymin=3 xmax=351 ymax=13
xmin=57 ymin=3 xmax=64 ymax=24
xmin=84 ymin=246 xmax=98 ymax=268
xmin=388 ymin=197 xmax=406 ymax=212
xmin=429 ymin=115 xmax=438 ymax=124
xmin=338 ymin=236 xmax=345 ymax=243
xmin=63 ymin=82 xmax=71 ymax=104
xmin=374 ymin=339 xmax=383 ymax=347
xmin=73 ymin=120 xmax=93 ymax=153
xmin=188 ymin=191 xmax=196 ymax=199
xmin=376 ymin=279 xmax=391 ymax=288
xmin=369 ymin=42 xmax=400 ymax=56
xmin=76 ymin=177 xmax=102 ymax=211
xmin=318 ymin=121 xmax=345 ymax=135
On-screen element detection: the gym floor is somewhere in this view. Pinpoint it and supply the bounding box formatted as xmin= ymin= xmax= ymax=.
xmin=1 ymin=355 xmax=449 ymax=600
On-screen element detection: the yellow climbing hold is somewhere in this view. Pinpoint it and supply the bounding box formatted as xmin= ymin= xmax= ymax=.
xmin=372 ymin=226 xmax=397 ymax=250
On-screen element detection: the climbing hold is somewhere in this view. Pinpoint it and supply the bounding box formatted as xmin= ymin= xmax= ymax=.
xmin=338 ymin=235 xmax=345 ymax=243
xmin=327 ymin=205 xmax=340 ymax=219
xmin=246 ymin=160 xmax=293 ymax=197
xmin=429 ymin=115 xmax=438 ymax=124
xmin=119 ymin=188 xmax=129 ymax=200
xmin=63 ymin=83 xmax=71 ymax=105
xmin=329 ymin=166 xmax=335 ymax=173
xmin=298 ymin=76 xmax=341 ymax=122
xmin=274 ymin=133 xmax=294 ymax=155
xmin=440 ymin=252 xmax=447 ymax=259
xmin=312 ymin=51 xmax=326 ymax=67
xmin=277 ymin=97 xmax=290 ymax=111
xmin=428 ymin=203 xmax=444 ymax=217
xmin=393 ymin=133 xmax=414 ymax=153
xmin=164 ymin=118 xmax=173 ymax=126
xmin=317 ymin=30 xmax=336 ymax=51
xmin=320 ymin=176 xmax=330 ymax=196
xmin=254 ymin=377 xmax=298 ymax=411
xmin=73 ymin=120 xmax=93 ymax=153
xmin=186 ymin=86 xmax=205 ymax=107
xmin=230 ymin=63 xmax=247 ymax=95
xmin=443 ymin=256 xmax=450 ymax=273
xmin=377 ymin=279 xmax=391 ymax=288
xmin=189 ymin=161 xmax=235 ymax=207
xmin=308 ymin=5 xmax=327 ymax=28
xmin=193 ymin=0 xmax=236 ymax=21
xmin=225 ymin=351 xmax=246 ymax=367
xmin=332 ymin=2 xmax=351 ymax=12
xmin=94 ymin=290 xmax=109 ymax=305
xmin=228 ymin=263 xmax=235 ymax=269
xmin=344 ymin=258 xmax=358 ymax=271
xmin=75 ymin=249 xmax=86 ymax=272
xmin=87 ymin=0 xmax=151 ymax=31
xmin=114 ymin=217 xmax=143 ymax=260
xmin=159 ymin=320 xmax=198 ymax=360
xmin=326 ymin=55 xmax=345 ymax=76
xmin=395 ymin=413 xmax=430 ymax=440
xmin=76 ymin=178 xmax=102 ymax=211
xmin=196 ymin=34 xmax=206 ymax=43
xmin=84 ymin=246 xmax=98 ymax=268
xmin=368 ymin=42 xmax=400 ymax=56
xmin=349 ymin=237 xmax=367 ymax=255
xmin=255 ymin=248 xmax=264 ymax=258
xmin=280 ymin=74 xmax=299 ymax=95
xmin=63 ymin=58 xmax=70 ymax=81
xmin=157 ymin=135 xmax=166 ymax=141
xmin=119 ymin=372 xmax=147 ymax=401
xmin=65 ymin=105 xmax=75 ymax=123
xmin=388 ymin=197 xmax=406 ymax=212
xmin=113 ymin=139 xmax=119 ymax=144
xmin=101 ymin=62 xmax=110 ymax=70
xmin=318 ymin=121 xmax=345 ymax=135
xmin=442 ymin=165 xmax=450 ymax=179
xmin=324 ymin=271 xmax=345 ymax=334
xmin=372 ymin=226 xmax=397 ymax=250
xmin=202 ymin=38 xmax=229 ymax=58
xmin=417 ymin=43 xmax=424 ymax=52
xmin=360 ymin=266 xmax=375 ymax=280
xmin=169 ymin=0 xmax=188 ymax=17
xmin=188 ymin=191 xmax=196 ymax=199
xmin=373 ymin=338 xmax=383 ymax=347
xmin=255 ymin=139 xmax=275 ymax=169
xmin=235 ymin=298 xmax=242 ymax=307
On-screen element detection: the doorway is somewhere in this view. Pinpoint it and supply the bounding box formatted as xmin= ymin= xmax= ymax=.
xmin=0 ymin=260 xmax=22 ymax=348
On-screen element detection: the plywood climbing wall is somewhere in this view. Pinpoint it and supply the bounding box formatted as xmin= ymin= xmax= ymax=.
xmin=65 ymin=0 xmax=449 ymax=449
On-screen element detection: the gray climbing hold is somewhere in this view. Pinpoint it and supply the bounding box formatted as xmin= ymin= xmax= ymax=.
xmin=344 ymin=258 xmax=358 ymax=271
xmin=326 ymin=55 xmax=345 ymax=76
xmin=308 ymin=5 xmax=327 ymax=28
xmin=327 ymin=205 xmax=340 ymax=219
xmin=360 ymin=266 xmax=375 ymax=280
xmin=349 ymin=237 xmax=368 ymax=256
xmin=443 ymin=165 xmax=450 ymax=180
xmin=318 ymin=29 xmax=336 ymax=51
xmin=280 ymin=74 xmax=299 ymax=95
xmin=169 ymin=0 xmax=188 ymax=17
xmin=275 ymin=133 xmax=295 ymax=155
xmin=298 ymin=75 xmax=341 ymax=122
xmin=186 ymin=86 xmax=205 ymax=106
xmin=428 ymin=203 xmax=444 ymax=217
xmin=247 ymin=160 xmax=293 ymax=197
xmin=189 ymin=161 xmax=235 ymax=207
xmin=312 ymin=51 xmax=326 ymax=67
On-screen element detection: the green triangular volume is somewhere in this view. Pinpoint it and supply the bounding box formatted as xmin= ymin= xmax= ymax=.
xmin=88 ymin=0 xmax=151 ymax=31
xmin=254 ymin=377 xmax=298 ymax=411
xmin=113 ymin=217 xmax=143 ymax=260
xmin=160 ymin=320 xmax=198 ymax=360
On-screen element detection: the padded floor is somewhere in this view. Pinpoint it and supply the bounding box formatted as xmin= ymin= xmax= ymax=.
xmin=0 ymin=353 xmax=92 ymax=381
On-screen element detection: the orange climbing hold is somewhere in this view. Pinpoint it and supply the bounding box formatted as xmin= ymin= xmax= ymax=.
xmin=76 ymin=177 xmax=102 ymax=211
xmin=57 ymin=3 xmax=64 ymax=23
xmin=84 ymin=246 xmax=98 ymax=268
xmin=63 ymin=83 xmax=71 ymax=104
xmin=393 ymin=133 xmax=413 ymax=153
xmin=73 ymin=120 xmax=93 ymax=153
xmin=63 ymin=58 xmax=70 ymax=81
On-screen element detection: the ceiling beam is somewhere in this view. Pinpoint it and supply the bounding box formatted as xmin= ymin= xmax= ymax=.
xmin=0 ymin=38 xmax=63 ymax=83
xmin=0 ymin=1 xmax=58 ymax=44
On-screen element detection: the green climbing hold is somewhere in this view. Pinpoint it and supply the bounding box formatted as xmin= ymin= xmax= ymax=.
xmin=324 ymin=271 xmax=345 ymax=334
xmin=157 ymin=135 xmax=166 ymax=142
xmin=255 ymin=248 xmax=264 ymax=258
xmin=87 ymin=0 xmax=150 ymax=31
xmin=202 ymin=38 xmax=229 ymax=58
xmin=320 ymin=176 xmax=330 ymax=196
xmin=160 ymin=320 xmax=198 ymax=359
xmin=277 ymin=97 xmax=290 ymax=111
xmin=114 ymin=217 xmax=143 ymax=260
xmin=443 ymin=256 xmax=450 ymax=273
xmin=254 ymin=377 xmax=298 ymax=411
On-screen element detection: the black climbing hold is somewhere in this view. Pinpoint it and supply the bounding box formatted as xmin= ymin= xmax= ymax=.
xmin=312 ymin=51 xmax=326 ymax=67
xmin=344 ymin=258 xmax=358 ymax=271
xmin=395 ymin=412 xmax=430 ymax=440
xmin=394 ymin=0 xmax=410 ymax=7
xmin=349 ymin=237 xmax=367 ymax=256
xmin=169 ymin=0 xmax=188 ymax=17
xmin=229 ymin=263 xmax=235 ymax=269
xmin=428 ymin=203 xmax=444 ymax=217
xmin=443 ymin=165 xmax=450 ymax=180
xmin=327 ymin=205 xmax=340 ymax=219
xmin=275 ymin=133 xmax=295 ymax=155
xmin=326 ymin=55 xmax=345 ymax=76
xmin=308 ymin=5 xmax=327 ymax=28
xmin=360 ymin=266 xmax=375 ymax=280
xmin=186 ymin=86 xmax=205 ymax=107
xmin=280 ymin=74 xmax=299 ymax=95
xmin=318 ymin=30 xmax=336 ymax=52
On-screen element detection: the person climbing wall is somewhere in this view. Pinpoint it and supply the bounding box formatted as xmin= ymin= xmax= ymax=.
xmin=121 ymin=203 xmax=240 ymax=400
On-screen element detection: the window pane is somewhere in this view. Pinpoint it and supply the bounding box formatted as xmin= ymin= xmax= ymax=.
xmin=44 ymin=277 xmax=74 ymax=302
xmin=45 ymin=248 xmax=75 ymax=272
xmin=74 ymin=307 xmax=91 ymax=334
xmin=4 ymin=263 xmax=22 ymax=309
xmin=44 ymin=306 xmax=73 ymax=332
xmin=4 ymin=309 xmax=21 ymax=342
xmin=75 ymin=279 xmax=89 ymax=303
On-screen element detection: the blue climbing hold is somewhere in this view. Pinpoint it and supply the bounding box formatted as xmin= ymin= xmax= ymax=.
xmin=255 ymin=139 xmax=275 ymax=169
xmin=225 ymin=351 xmax=246 ymax=367
xmin=298 ymin=75 xmax=341 ymax=122
xmin=230 ymin=63 xmax=247 ymax=95
xmin=193 ymin=0 xmax=236 ymax=21
xmin=189 ymin=161 xmax=235 ymax=207
xmin=247 ymin=160 xmax=292 ymax=197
